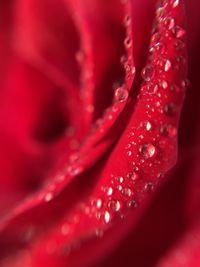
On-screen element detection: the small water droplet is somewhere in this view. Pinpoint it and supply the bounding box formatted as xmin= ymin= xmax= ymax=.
xmin=105 ymin=187 xmax=113 ymax=196
xmin=139 ymin=143 xmax=156 ymax=158
xmin=144 ymin=121 xmax=152 ymax=131
xmin=108 ymin=199 xmax=121 ymax=212
xmin=160 ymin=124 xmax=177 ymax=137
xmin=44 ymin=192 xmax=53 ymax=202
xmin=104 ymin=211 xmax=111 ymax=224
xmin=124 ymin=37 xmax=132 ymax=48
xmin=127 ymin=199 xmax=138 ymax=208
xmin=171 ymin=0 xmax=179 ymax=8
xmin=164 ymin=17 xmax=175 ymax=30
xmin=114 ymin=87 xmax=129 ymax=102
xmin=127 ymin=172 xmax=139 ymax=181
xmin=144 ymin=182 xmax=154 ymax=192
xmin=96 ymin=198 xmax=102 ymax=209
xmin=172 ymin=26 xmax=185 ymax=39
xmin=164 ymin=60 xmax=172 ymax=71
xmin=141 ymin=65 xmax=155 ymax=82
xmin=124 ymin=15 xmax=131 ymax=26
xmin=127 ymin=150 xmax=132 ymax=157
xmin=122 ymin=188 xmax=132 ymax=197
xmin=161 ymin=80 xmax=168 ymax=89
xmin=164 ymin=102 xmax=176 ymax=116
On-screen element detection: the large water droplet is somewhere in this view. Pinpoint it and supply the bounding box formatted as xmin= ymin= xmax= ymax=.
xmin=139 ymin=143 xmax=156 ymax=158
xmin=114 ymin=87 xmax=129 ymax=102
xmin=141 ymin=65 xmax=155 ymax=82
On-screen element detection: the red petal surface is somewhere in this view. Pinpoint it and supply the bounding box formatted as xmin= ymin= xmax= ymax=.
xmin=0 ymin=0 xmax=197 ymax=267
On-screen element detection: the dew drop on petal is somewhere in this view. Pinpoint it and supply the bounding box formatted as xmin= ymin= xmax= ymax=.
xmin=122 ymin=188 xmax=132 ymax=197
xmin=164 ymin=60 xmax=172 ymax=71
xmin=124 ymin=37 xmax=132 ymax=48
xmin=145 ymin=121 xmax=152 ymax=131
xmin=164 ymin=17 xmax=175 ymax=30
xmin=44 ymin=192 xmax=53 ymax=202
xmin=108 ymin=200 xmax=121 ymax=212
xmin=172 ymin=26 xmax=186 ymax=39
xmin=96 ymin=198 xmax=103 ymax=209
xmin=144 ymin=182 xmax=154 ymax=192
xmin=124 ymin=15 xmax=131 ymax=26
xmin=127 ymin=199 xmax=138 ymax=208
xmin=104 ymin=211 xmax=111 ymax=224
xmin=141 ymin=65 xmax=155 ymax=82
xmin=164 ymin=102 xmax=176 ymax=116
xmin=171 ymin=0 xmax=179 ymax=8
xmin=105 ymin=187 xmax=113 ymax=196
xmin=139 ymin=143 xmax=156 ymax=158
xmin=114 ymin=87 xmax=129 ymax=102
xmin=127 ymin=150 xmax=132 ymax=157
xmin=127 ymin=172 xmax=139 ymax=181
xmin=160 ymin=124 xmax=177 ymax=137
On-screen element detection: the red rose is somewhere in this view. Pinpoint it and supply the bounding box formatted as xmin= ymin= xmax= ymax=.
xmin=0 ymin=0 xmax=199 ymax=266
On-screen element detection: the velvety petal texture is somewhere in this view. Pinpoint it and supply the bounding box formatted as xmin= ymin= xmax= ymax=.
xmin=0 ymin=0 xmax=199 ymax=266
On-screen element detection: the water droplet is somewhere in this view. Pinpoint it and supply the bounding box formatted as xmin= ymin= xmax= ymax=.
xmin=164 ymin=60 xmax=172 ymax=71
xmin=124 ymin=15 xmax=131 ymax=26
xmin=44 ymin=192 xmax=53 ymax=202
xmin=151 ymin=32 xmax=161 ymax=46
xmin=160 ymin=124 xmax=177 ymax=137
xmin=141 ymin=65 xmax=155 ymax=82
xmin=164 ymin=17 xmax=175 ymax=30
xmin=127 ymin=172 xmax=139 ymax=181
xmin=122 ymin=188 xmax=132 ymax=197
xmin=108 ymin=200 xmax=121 ymax=212
xmin=124 ymin=37 xmax=132 ymax=48
xmin=144 ymin=182 xmax=154 ymax=192
xmin=161 ymin=80 xmax=168 ymax=89
xmin=171 ymin=0 xmax=179 ymax=8
xmin=104 ymin=211 xmax=111 ymax=224
xmin=144 ymin=121 xmax=152 ymax=131
xmin=105 ymin=187 xmax=113 ymax=196
xmin=172 ymin=26 xmax=185 ymax=39
xmin=114 ymin=87 xmax=129 ymax=102
xmin=118 ymin=185 xmax=123 ymax=191
xmin=164 ymin=102 xmax=176 ymax=116
xmin=96 ymin=198 xmax=102 ymax=209
xmin=139 ymin=143 xmax=156 ymax=158
xmin=127 ymin=150 xmax=132 ymax=157
xmin=127 ymin=199 xmax=138 ymax=208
